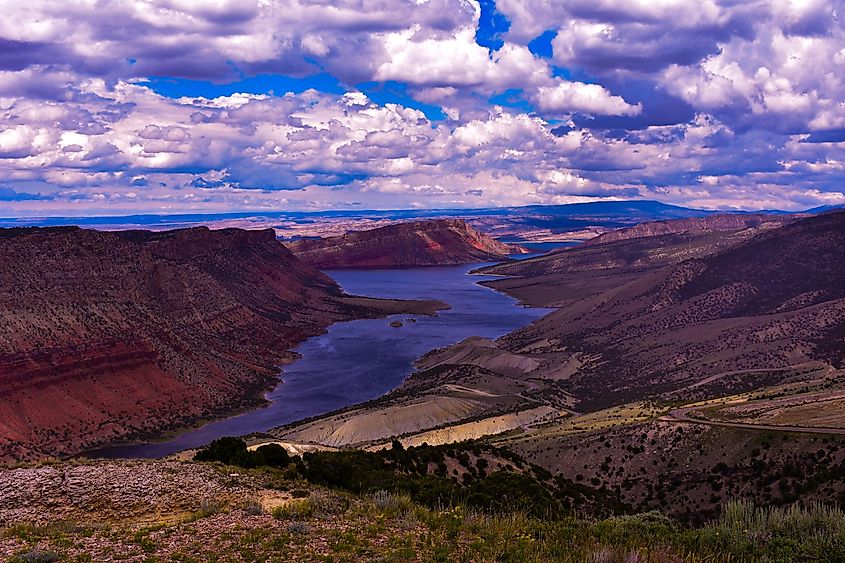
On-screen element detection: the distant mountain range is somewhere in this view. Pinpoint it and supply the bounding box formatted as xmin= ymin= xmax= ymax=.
xmin=0 ymin=199 xmax=819 ymax=233
xmin=804 ymin=204 xmax=845 ymax=213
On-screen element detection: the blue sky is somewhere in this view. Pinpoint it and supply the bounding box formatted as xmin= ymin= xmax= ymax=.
xmin=1 ymin=0 xmax=844 ymax=216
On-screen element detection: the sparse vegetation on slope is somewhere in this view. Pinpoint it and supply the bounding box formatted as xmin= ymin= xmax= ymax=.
xmin=503 ymin=418 xmax=845 ymax=523
xmin=3 ymin=456 xmax=845 ymax=562
xmin=194 ymin=437 xmax=618 ymax=518
xmin=466 ymin=211 xmax=845 ymax=411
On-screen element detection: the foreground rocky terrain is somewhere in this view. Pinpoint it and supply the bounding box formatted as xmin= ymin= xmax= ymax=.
xmin=0 ymin=227 xmax=443 ymax=461
xmin=3 ymin=452 xmax=845 ymax=562
xmin=0 ymin=460 xmax=276 ymax=527
xmin=286 ymin=219 xmax=524 ymax=268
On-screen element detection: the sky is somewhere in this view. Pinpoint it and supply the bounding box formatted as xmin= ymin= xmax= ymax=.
xmin=1 ymin=0 xmax=845 ymax=217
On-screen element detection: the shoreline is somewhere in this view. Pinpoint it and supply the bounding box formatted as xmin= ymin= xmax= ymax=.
xmin=78 ymin=261 xmax=547 ymax=461
xmin=73 ymin=294 xmax=449 ymax=461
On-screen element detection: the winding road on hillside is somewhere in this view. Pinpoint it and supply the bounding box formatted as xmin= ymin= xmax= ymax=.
xmin=663 ymin=406 xmax=845 ymax=436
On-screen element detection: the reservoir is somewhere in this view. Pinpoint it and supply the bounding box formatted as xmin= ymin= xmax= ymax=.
xmin=88 ymin=262 xmax=550 ymax=458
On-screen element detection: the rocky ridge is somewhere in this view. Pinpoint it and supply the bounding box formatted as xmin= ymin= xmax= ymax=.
xmin=286 ymin=219 xmax=524 ymax=268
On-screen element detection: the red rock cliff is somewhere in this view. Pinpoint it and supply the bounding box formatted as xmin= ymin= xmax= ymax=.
xmin=287 ymin=219 xmax=521 ymax=268
xmin=0 ymin=226 xmax=406 ymax=460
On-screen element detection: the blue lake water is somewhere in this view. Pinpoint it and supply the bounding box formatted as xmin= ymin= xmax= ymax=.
xmin=88 ymin=262 xmax=551 ymax=458
xmin=518 ymin=241 xmax=581 ymax=253
xmin=498 ymin=239 xmax=582 ymax=254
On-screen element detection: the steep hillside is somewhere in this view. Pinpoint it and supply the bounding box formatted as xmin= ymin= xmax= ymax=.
xmin=473 ymin=211 xmax=845 ymax=409
xmin=477 ymin=213 xmax=796 ymax=285
xmin=0 ymin=227 xmax=442 ymax=461
xmin=675 ymin=212 xmax=845 ymax=315
xmin=286 ymin=219 xmax=522 ymax=268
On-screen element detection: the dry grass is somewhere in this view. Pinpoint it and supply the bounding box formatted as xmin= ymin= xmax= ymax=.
xmin=5 ymin=495 xmax=844 ymax=562
xmin=498 ymin=402 xmax=664 ymax=445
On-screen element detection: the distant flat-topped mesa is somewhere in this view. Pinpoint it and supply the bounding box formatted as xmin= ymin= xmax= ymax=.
xmin=584 ymin=213 xmax=800 ymax=246
xmin=286 ymin=219 xmax=524 ymax=268
xmin=0 ymin=226 xmax=444 ymax=461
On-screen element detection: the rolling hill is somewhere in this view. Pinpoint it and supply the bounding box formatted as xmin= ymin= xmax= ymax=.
xmin=479 ymin=211 xmax=845 ymax=408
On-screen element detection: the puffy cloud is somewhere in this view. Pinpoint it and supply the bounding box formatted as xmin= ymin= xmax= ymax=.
xmin=533 ymin=81 xmax=642 ymax=116
xmin=0 ymin=0 xmax=474 ymax=84
xmin=0 ymin=125 xmax=40 ymax=158
xmin=2 ymin=76 xmax=844 ymax=214
xmin=499 ymin=0 xmax=744 ymax=72
xmin=662 ymin=23 xmax=845 ymax=133
xmin=495 ymin=0 xmax=845 ymax=136
xmin=771 ymin=0 xmax=836 ymax=35
xmin=376 ymin=26 xmax=550 ymax=91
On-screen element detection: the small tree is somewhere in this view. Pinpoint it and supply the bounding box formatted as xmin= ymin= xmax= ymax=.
xmin=194 ymin=436 xmax=248 ymax=464
xmin=256 ymin=443 xmax=291 ymax=468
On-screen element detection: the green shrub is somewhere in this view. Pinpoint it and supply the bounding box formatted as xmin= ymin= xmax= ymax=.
xmin=700 ymin=500 xmax=845 ymax=561
xmin=272 ymin=499 xmax=313 ymax=520
xmin=256 ymin=443 xmax=290 ymax=468
xmin=404 ymin=475 xmax=458 ymax=509
xmin=464 ymin=471 xmax=559 ymax=518
xmin=194 ymin=437 xmax=291 ymax=469
xmin=372 ymin=490 xmax=414 ymax=516
xmin=308 ymin=490 xmax=350 ymax=515
xmin=303 ymin=450 xmax=397 ymax=493
xmin=193 ymin=436 xmax=248 ymax=464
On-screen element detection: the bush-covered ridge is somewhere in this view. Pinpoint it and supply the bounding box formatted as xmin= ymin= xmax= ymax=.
xmin=193 ymin=437 xmax=623 ymax=518
xmin=5 ymin=483 xmax=845 ymax=562
xmin=5 ymin=442 xmax=845 ymax=560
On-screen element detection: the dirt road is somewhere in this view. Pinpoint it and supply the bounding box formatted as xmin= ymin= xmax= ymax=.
xmin=663 ymin=406 xmax=845 ymax=436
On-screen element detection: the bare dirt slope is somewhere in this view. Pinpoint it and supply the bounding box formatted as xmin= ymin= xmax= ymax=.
xmin=270 ymin=334 xmax=575 ymax=450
